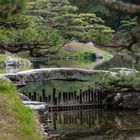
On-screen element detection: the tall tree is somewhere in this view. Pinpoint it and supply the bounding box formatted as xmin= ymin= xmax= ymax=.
xmin=29 ymin=0 xmax=114 ymax=44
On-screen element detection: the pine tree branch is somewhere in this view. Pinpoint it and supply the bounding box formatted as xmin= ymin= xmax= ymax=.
xmin=102 ymin=0 xmax=140 ymax=15
xmin=0 ymin=42 xmax=52 ymax=53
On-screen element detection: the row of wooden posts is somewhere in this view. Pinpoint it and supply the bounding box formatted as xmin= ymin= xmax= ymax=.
xmin=23 ymin=87 xmax=103 ymax=110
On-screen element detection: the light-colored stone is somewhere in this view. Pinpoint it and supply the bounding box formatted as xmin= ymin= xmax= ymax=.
xmin=109 ymin=67 xmax=138 ymax=76
xmin=5 ymin=56 xmax=19 ymax=66
xmin=4 ymin=55 xmax=31 ymax=67
xmin=0 ymin=68 xmax=117 ymax=84
xmin=22 ymin=101 xmax=48 ymax=113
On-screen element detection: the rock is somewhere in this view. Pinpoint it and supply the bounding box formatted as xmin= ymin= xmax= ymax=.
xmin=114 ymin=93 xmax=121 ymax=103
xmin=109 ymin=67 xmax=138 ymax=76
xmin=18 ymin=93 xmax=30 ymax=101
xmin=19 ymin=93 xmax=48 ymax=113
xmin=112 ymin=92 xmax=140 ymax=109
xmin=4 ymin=55 xmax=32 ymax=67
xmin=86 ymin=42 xmax=95 ymax=47
xmin=22 ymin=101 xmax=48 ymax=113
xmin=95 ymin=53 xmax=104 ymax=59
xmin=5 ymin=56 xmax=19 ymax=66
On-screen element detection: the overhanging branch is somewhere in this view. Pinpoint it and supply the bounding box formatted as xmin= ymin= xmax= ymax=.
xmin=0 ymin=42 xmax=52 ymax=53
xmin=102 ymin=0 xmax=140 ymax=15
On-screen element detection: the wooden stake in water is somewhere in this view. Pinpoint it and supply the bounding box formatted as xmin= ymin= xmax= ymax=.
xmin=42 ymin=89 xmax=45 ymax=102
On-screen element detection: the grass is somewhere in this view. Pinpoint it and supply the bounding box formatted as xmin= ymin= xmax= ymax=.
xmin=0 ymin=78 xmax=42 ymax=140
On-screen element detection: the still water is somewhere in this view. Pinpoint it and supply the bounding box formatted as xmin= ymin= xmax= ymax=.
xmin=2 ymin=54 xmax=140 ymax=73
xmin=19 ymin=54 xmax=140 ymax=140
xmin=47 ymin=110 xmax=140 ymax=140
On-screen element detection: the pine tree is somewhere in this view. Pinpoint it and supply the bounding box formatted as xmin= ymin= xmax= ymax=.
xmin=0 ymin=0 xmax=64 ymax=55
xmin=29 ymin=0 xmax=114 ymax=44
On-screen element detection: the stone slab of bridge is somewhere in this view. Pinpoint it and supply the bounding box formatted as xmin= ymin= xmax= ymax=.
xmin=0 ymin=68 xmax=116 ymax=85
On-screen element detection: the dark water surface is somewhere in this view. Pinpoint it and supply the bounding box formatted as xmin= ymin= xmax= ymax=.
xmin=47 ymin=110 xmax=140 ymax=140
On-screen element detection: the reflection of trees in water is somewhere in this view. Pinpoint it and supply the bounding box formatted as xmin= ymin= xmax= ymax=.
xmin=48 ymin=110 xmax=140 ymax=140
xmin=95 ymin=55 xmax=140 ymax=70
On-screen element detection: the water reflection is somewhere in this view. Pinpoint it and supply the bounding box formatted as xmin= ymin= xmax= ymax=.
xmin=1 ymin=54 xmax=140 ymax=73
xmin=0 ymin=58 xmax=108 ymax=73
xmin=0 ymin=65 xmax=32 ymax=73
xmin=32 ymin=59 xmax=106 ymax=70
xmin=47 ymin=110 xmax=140 ymax=140
xmin=95 ymin=54 xmax=140 ymax=70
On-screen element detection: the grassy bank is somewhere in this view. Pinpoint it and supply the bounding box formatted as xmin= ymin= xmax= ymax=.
xmin=0 ymin=78 xmax=42 ymax=140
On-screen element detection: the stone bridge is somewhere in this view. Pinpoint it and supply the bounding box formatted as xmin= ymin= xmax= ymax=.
xmin=0 ymin=68 xmax=116 ymax=85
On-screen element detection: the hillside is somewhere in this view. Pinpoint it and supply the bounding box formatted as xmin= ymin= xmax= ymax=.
xmin=0 ymin=78 xmax=42 ymax=140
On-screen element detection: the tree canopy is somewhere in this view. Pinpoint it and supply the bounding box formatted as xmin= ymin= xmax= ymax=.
xmin=0 ymin=0 xmax=139 ymax=55
xmin=0 ymin=0 xmax=64 ymax=55
xmin=29 ymin=0 xmax=114 ymax=44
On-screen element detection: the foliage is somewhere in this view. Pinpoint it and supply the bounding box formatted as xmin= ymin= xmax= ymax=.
xmin=0 ymin=0 xmax=27 ymax=18
xmin=0 ymin=0 xmax=64 ymax=55
xmin=110 ymin=16 xmax=138 ymax=48
xmin=69 ymin=0 xmax=126 ymax=29
xmin=29 ymin=0 xmax=114 ymax=45
xmin=117 ymin=16 xmax=137 ymax=40
xmin=97 ymin=70 xmax=140 ymax=96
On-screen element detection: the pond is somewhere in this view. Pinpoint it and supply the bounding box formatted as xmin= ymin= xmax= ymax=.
xmin=19 ymin=54 xmax=140 ymax=140
xmin=95 ymin=54 xmax=140 ymax=70
xmin=47 ymin=110 xmax=140 ymax=140
xmin=2 ymin=54 xmax=140 ymax=73
xmin=21 ymin=81 xmax=140 ymax=140
xmin=31 ymin=54 xmax=140 ymax=70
